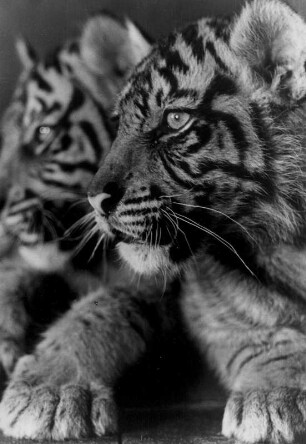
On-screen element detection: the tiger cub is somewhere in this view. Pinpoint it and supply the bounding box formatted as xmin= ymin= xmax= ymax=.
xmin=5 ymin=0 xmax=306 ymax=442
xmin=0 ymin=15 xmax=150 ymax=376
xmin=85 ymin=0 xmax=306 ymax=443
xmin=0 ymin=14 xmax=174 ymax=442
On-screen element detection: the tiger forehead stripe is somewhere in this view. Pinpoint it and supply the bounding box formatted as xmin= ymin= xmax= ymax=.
xmin=180 ymin=23 xmax=205 ymax=63
xmin=172 ymin=19 xmax=230 ymax=68
xmin=30 ymin=70 xmax=52 ymax=92
xmin=159 ymin=45 xmax=189 ymax=74
xmin=120 ymin=19 xmax=235 ymax=111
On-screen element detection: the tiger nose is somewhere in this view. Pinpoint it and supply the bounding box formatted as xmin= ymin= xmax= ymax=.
xmin=88 ymin=193 xmax=110 ymax=215
xmin=88 ymin=181 xmax=124 ymax=215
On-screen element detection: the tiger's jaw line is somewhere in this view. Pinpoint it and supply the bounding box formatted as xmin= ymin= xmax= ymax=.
xmin=93 ymin=206 xmax=195 ymax=274
xmin=93 ymin=216 xmax=174 ymax=275
xmin=117 ymin=241 xmax=172 ymax=275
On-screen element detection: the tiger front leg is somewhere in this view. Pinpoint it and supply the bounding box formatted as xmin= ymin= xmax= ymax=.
xmin=218 ymin=328 xmax=306 ymax=443
xmin=0 ymin=258 xmax=31 ymax=376
xmin=0 ymin=285 xmax=153 ymax=440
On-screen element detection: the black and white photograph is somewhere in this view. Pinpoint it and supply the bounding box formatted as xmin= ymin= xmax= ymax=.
xmin=0 ymin=1 xmax=305 ymax=443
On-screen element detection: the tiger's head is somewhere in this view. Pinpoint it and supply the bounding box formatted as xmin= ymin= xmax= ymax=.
xmin=0 ymin=14 xmax=150 ymax=267
xmin=89 ymin=0 xmax=306 ymax=276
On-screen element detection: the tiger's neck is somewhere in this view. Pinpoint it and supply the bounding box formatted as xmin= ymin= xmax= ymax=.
xmin=189 ymin=240 xmax=306 ymax=319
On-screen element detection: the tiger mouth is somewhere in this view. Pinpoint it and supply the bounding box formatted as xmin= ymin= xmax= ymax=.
xmin=94 ymin=208 xmax=178 ymax=250
xmin=111 ymin=213 xmax=177 ymax=246
xmin=111 ymin=223 xmax=176 ymax=248
xmin=93 ymin=213 xmax=190 ymax=274
xmin=113 ymin=230 xmax=146 ymax=245
xmin=3 ymin=198 xmax=89 ymax=245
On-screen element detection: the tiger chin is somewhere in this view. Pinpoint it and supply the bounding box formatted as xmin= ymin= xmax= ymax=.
xmin=88 ymin=1 xmax=306 ymax=443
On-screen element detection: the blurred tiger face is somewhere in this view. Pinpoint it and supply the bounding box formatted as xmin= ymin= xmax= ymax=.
xmin=0 ymin=14 xmax=152 ymax=252
xmin=89 ymin=19 xmax=290 ymax=275
xmin=0 ymin=47 xmax=111 ymax=246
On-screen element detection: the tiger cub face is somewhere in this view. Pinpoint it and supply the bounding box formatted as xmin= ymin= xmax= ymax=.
xmin=0 ymin=46 xmax=105 ymax=247
xmin=89 ymin=0 xmax=306 ymax=275
xmin=0 ymin=14 xmax=150 ymax=264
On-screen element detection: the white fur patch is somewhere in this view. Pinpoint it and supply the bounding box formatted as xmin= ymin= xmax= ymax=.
xmin=19 ymin=244 xmax=71 ymax=271
xmin=117 ymin=242 xmax=170 ymax=275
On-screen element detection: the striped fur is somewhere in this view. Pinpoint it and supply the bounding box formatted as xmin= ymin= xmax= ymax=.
xmin=0 ymin=15 xmax=160 ymax=441
xmin=0 ymin=15 xmax=128 ymax=378
xmin=0 ymin=14 xmax=151 ymax=261
xmin=88 ymin=1 xmax=306 ymax=443
xmin=0 ymin=26 xmax=114 ymax=256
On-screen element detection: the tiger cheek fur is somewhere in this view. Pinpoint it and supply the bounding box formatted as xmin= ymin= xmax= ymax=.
xmin=89 ymin=1 xmax=306 ymax=443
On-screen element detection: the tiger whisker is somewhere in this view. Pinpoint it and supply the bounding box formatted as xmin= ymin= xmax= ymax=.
xmin=42 ymin=214 xmax=58 ymax=239
xmin=161 ymin=211 xmax=176 ymax=243
xmin=65 ymin=212 xmax=96 ymax=237
xmin=145 ymin=222 xmax=153 ymax=245
xmin=88 ymin=232 xmax=106 ymax=263
xmin=160 ymin=208 xmax=178 ymax=239
xmin=172 ymin=202 xmax=256 ymax=244
xmin=66 ymin=198 xmax=91 ymax=211
xmin=63 ymin=222 xmax=96 ymax=243
xmin=170 ymin=210 xmax=256 ymax=278
xmin=160 ymin=189 xmax=194 ymax=199
xmin=70 ymin=197 xmax=90 ymax=204
xmin=74 ymin=225 xmax=97 ymax=247
xmin=154 ymin=223 xmax=158 ymax=250
xmin=158 ymin=225 xmax=161 ymax=248
xmin=164 ymin=207 xmax=196 ymax=264
xmin=72 ymin=225 xmax=99 ymax=257
xmin=44 ymin=209 xmax=65 ymax=231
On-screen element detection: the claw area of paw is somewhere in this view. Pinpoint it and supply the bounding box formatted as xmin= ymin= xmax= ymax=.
xmin=222 ymin=388 xmax=306 ymax=444
xmin=0 ymin=382 xmax=117 ymax=440
xmin=0 ymin=340 xmax=23 ymax=376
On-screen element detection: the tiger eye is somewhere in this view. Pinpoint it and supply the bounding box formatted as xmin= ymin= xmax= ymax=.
xmin=36 ymin=125 xmax=52 ymax=142
xmin=39 ymin=126 xmax=51 ymax=135
xmin=166 ymin=111 xmax=191 ymax=130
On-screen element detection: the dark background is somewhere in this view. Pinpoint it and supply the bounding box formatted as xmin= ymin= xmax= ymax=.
xmin=0 ymin=0 xmax=305 ymax=115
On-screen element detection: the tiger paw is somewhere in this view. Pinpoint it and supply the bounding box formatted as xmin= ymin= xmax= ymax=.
xmin=222 ymin=388 xmax=306 ymax=443
xmin=0 ymin=355 xmax=117 ymax=440
xmin=272 ymin=64 xmax=306 ymax=104
xmin=0 ymin=338 xmax=24 ymax=376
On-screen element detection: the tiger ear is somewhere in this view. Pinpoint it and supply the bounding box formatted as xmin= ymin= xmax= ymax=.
xmin=80 ymin=13 xmax=152 ymax=78
xmin=15 ymin=38 xmax=37 ymax=70
xmin=230 ymin=0 xmax=306 ymax=101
